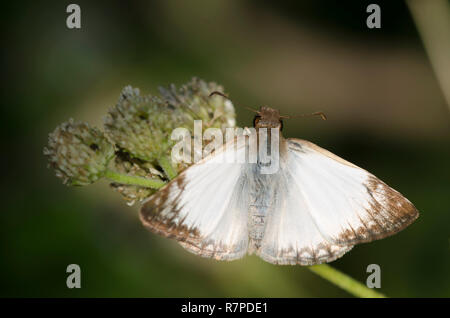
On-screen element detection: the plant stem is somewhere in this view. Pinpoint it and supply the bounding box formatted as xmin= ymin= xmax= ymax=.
xmin=406 ymin=0 xmax=450 ymax=111
xmin=308 ymin=264 xmax=386 ymax=298
xmin=104 ymin=169 xmax=166 ymax=189
xmin=158 ymin=156 xmax=177 ymax=180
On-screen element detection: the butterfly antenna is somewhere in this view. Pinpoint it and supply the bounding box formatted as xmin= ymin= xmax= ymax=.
xmin=209 ymin=91 xmax=229 ymax=99
xmin=280 ymin=111 xmax=327 ymax=121
xmin=209 ymin=91 xmax=259 ymax=113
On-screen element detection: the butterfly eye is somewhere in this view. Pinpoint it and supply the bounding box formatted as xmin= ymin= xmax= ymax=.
xmin=253 ymin=116 xmax=261 ymax=127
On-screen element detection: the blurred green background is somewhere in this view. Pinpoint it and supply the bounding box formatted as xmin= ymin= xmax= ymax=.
xmin=2 ymin=0 xmax=449 ymax=297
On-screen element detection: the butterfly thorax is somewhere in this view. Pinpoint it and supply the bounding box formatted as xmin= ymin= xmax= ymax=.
xmin=253 ymin=106 xmax=283 ymax=131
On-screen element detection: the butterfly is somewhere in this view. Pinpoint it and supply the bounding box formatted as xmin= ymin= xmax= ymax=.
xmin=140 ymin=106 xmax=419 ymax=265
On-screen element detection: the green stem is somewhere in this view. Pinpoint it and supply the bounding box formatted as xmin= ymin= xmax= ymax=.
xmin=104 ymin=169 xmax=166 ymax=189
xmin=308 ymin=264 xmax=386 ymax=298
xmin=158 ymin=156 xmax=177 ymax=180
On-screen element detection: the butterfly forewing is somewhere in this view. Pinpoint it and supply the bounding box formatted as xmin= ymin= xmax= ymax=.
xmin=301 ymin=140 xmax=414 ymax=235
xmin=140 ymin=136 xmax=250 ymax=260
xmin=257 ymin=139 xmax=418 ymax=265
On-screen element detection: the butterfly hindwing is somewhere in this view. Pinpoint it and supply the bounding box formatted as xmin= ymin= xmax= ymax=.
xmin=252 ymin=165 xmax=354 ymax=265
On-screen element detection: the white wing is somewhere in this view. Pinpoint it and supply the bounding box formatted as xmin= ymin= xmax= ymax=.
xmin=140 ymin=136 xmax=250 ymax=261
xmin=258 ymin=138 xmax=419 ymax=265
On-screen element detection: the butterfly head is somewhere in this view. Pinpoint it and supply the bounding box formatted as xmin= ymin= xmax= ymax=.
xmin=253 ymin=107 xmax=283 ymax=131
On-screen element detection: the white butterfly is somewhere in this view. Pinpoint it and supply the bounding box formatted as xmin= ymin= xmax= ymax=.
xmin=140 ymin=107 xmax=418 ymax=265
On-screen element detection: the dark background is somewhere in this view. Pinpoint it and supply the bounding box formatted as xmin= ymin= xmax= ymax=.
xmin=2 ymin=0 xmax=449 ymax=297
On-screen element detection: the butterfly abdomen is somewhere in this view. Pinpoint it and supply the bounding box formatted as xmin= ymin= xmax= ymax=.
xmin=247 ymin=165 xmax=278 ymax=254
xmin=248 ymin=204 xmax=268 ymax=253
